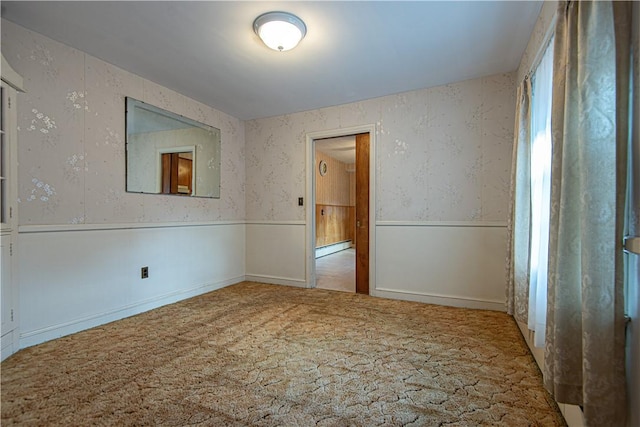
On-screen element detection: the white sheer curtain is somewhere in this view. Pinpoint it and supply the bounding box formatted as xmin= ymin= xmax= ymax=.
xmin=506 ymin=40 xmax=553 ymax=347
xmin=528 ymin=40 xmax=554 ymax=347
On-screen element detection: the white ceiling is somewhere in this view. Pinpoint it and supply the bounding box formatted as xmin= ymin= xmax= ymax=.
xmin=1 ymin=1 xmax=542 ymax=121
xmin=317 ymin=136 xmax=356 ymax=164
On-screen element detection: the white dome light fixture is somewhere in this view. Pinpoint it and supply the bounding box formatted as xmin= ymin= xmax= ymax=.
xmin=253 ymin=11 xmax=306 ymax=52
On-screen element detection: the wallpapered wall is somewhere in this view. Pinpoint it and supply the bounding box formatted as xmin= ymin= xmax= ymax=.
xmin=245 ymin=73 xmax=515 ymax=223
xmin=4 ymin=16 xmax=515 ymax=227
xmin=1 ymin=20 xmax=245 ymax=226
xmin=315 ymin=151 xmax=352 ymax=207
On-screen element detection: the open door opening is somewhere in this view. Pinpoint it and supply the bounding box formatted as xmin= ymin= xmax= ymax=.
xmin=314 ymin=136 xmax=357 ymax=293
xmin=311 ymin=131 xmax=370 ymax=295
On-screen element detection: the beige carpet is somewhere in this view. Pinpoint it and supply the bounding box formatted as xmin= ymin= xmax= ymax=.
xmin=1 ymin=282 xmax=565 ymax=426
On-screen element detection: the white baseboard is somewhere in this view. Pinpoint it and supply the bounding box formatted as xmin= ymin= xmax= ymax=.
xmin=19 ymin=275 xmax=244 ymax=349
xmin=245 ymin=274 xmax=308 ymax=288
xmin=1 ymin=330 xmax=18 ymax=362
xmin=515 ymin=320 xmax=545 ymax=370
xmin=373 ymin=288 xmax=506 ymax=311
xmin=557 ymin=403 xmax=585 ymax=427
xmin=315 ymin=241 xmax=352 ymax=258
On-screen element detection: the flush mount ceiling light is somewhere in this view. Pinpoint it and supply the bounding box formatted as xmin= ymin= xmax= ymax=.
xmin=253 ymin=11 xmax=306 ymax=52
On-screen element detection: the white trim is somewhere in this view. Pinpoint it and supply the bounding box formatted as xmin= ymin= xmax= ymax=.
xmin=305 ymin=124 xmax=377 ymax=291
xmin=1 ymin=54 xmax=25 ymax=92
xmin=18 ymin=221 xmax=245 ymax=234
xmin=376 ymin=221 xmax=507 ymax=228
xmin=244 ymin=274 xmax=307 ymax=288
xmin=373 ymin=288 xmax=506 ymax=312
xmin=515 ymin=319 xmax=545 ymax=370
xmin=1 ymin=330 xmax=18 ymax=362
xmin=526 ymin=12 xmax=557 ymax=80
xmin=19 ymin=275 xmax=244 ymax=349
xmin=245 ymin=220 xmax=305 ymax=226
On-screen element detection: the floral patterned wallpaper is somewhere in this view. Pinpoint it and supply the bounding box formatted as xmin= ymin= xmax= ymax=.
xmin=2 ymin=20 xmax=245 ymax=225
xmin=4 ymin=18 xmax=517 ymax=226
xmin=245 ymin=73 xmax=515 ymax=222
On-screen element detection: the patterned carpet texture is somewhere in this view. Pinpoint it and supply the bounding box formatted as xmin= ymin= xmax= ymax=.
xmin=1 ymin=282 xmax=565 ymax=426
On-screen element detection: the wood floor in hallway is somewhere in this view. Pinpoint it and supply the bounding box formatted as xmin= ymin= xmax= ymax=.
xmin=315 ymin=248 xmax=355 ymax=293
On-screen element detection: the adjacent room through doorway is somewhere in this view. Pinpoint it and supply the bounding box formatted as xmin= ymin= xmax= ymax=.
xmin=314 ymin=135 xmax=356 ymax=293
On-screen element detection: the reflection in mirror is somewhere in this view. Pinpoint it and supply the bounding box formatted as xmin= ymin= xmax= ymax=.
xmin=125 ymin=97 xmax=221 ymax=198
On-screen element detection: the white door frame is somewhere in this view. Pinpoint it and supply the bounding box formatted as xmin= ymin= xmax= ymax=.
xmin=305 ymin=124 xmax=377 ymax=293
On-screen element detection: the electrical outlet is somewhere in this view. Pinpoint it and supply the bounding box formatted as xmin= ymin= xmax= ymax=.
xmin=141 ymin=266 xmax=149 ymax=279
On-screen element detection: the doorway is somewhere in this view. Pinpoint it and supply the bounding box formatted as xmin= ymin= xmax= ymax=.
xmin=161 ymin=151 xmax=194 ymax=195
xmin=306 ymin=126 xmax=375 ymax=295
xmin=156 ymin=146 xmax=196 ymax=196
xmin=315 ymin=136 xmax=357 ymax=292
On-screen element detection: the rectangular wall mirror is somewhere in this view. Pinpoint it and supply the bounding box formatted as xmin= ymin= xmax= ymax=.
xmin=125 ymin=97 xmax=221 ymax=198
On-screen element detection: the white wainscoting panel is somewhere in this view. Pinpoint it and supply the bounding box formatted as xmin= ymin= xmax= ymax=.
xmin=245 ymin=222 xmax=307 ymax=287
xmin=374 ymin=224 xmax=507 ymax=311
xmin=18 ymin=223 xmax=245 ymax=348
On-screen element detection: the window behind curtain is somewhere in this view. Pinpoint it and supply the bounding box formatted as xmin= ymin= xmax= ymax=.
xmin=528 ymin=38 xmax=554 ymax=347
